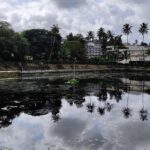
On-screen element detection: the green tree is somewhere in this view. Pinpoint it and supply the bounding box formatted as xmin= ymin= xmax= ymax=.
xmin=60 ymin=47 xmax=71 ymax=62
xmin=97 ymin=27 xmax=105 ymax=42
xmin=0 ymin=21 xmax=28 ymax=62
xmin=66 ymin=33 xmax=74 ymax=41
xmin=97 ymin=28 xmax=108 ymax=55
xmin=139 ymin=23 xmax=149 ymax=43
xmin=63 ymin=41 xmax=86 ymax=62
xmin=73 ymin=34 xmax=86 ymax=45
xmin=0 ymin=21 xmax=12 ymax=30
xmin=51 ymin=24 xmax=60 ymax=34
xmin=22 ymin=29 xmax=52 ymax=61
xmin=14 ymin=33 xmax=29 ymax=62
xmin=86 ymin=31 xmax=94 ymax=41
xmin=49 ymin=25 xmax=62 ymax=62
xmin=66 ymin=33 xmax=85 ymax=44
xmin=0 ymin=21 xmax=14 ymax=60
xmin=122 ymin=24 xmax=132 ymax=45
xmin=114 ymin=35 xmax=123 ymax=47
xmin=107 ymin=30 xmax=114 ymax=45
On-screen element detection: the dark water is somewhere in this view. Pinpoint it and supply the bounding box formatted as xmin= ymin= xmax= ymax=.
xmin=0 ymin=76 xmax=150 ymax=150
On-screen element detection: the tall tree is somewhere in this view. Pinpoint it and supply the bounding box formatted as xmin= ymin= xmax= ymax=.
xmin=97 ymin=27 xmax=105 ymax=42
xmin=74 ymin=34 xmax=85 ymax=44
xmin=107 ymin=30 xmax=114 ymax=45
xmin=122 ymin=24 xmax=132 ymax=45
xmin=13 ymin=33 xmax=29 ymax=63
xmin=22 ymin=29 xmax=52 ymax=61
xmin=139 ymin=23 xmax=149 ymax=43
xmin=66 ymin=33 xmax=74 ymax=41
xmin=63 ymin=41 xmax=86 ymax=62
xmin=97 ymin=28 xmax=108 ymax=55
xmin=51 ymin=24 xmax=60 ymax=34
xmin=50 ymin=25 xmax=62 ymax=62
xmin=114 ymin=35 xmax=123 ymax=47
xmin=86 ymin=31 xmax=94 ymax=41
xmin=0 ymin=21 xmax=28 ymax=62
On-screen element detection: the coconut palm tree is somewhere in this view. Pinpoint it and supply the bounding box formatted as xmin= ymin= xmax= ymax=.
xmin=48 ymin=24 xmax=61 ymax=62
xmin=107 ymin=30 xmax=114 ymax=45
xmin=86 ymin=31 xmax=94 ymax=41
xmin=107 ymin=30 xmax=113 ymax=38
xmin=97 ymin=27 xmax=105 ymax=41
xmin=51 ymin=24 xmax=60 ymax=34
xmin=139 ymin=23 xmax=149 ymax=62
xmin=139 ymin=22 xmax=149 ymax=43
xmin=97 ymin=28 xmax=108 ymax=56
xmin=122 ymin=24 xmax=132 ymax=45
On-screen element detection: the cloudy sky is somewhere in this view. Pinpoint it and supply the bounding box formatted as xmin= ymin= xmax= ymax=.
xmin=0 ymin=0 xmax=149 ymax=43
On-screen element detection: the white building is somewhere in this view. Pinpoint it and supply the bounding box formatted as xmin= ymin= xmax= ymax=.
xmin=86 ymin=40 xmax=102 ymax=58
xmin=118 ymin=45 xmax=150 ymax=64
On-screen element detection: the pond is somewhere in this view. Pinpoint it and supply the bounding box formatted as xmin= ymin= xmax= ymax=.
xmin=0 ymin=75 xmax=150 ymax=150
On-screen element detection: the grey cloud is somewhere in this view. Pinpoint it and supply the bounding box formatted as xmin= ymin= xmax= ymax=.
xmin=51 ymin=118 xmax=86 ymax=144
xmin=52 ymin=0 xmax=87 ymax=9
xmin=0 ymin=0 xmax=149 ymax=42
xmin=0 ymin=13 xmax=6 ymax=20
xmin=123 ymin=0 xmax=148 ymax=4
xmin=117 ymin=121 xmax=150 ymax=150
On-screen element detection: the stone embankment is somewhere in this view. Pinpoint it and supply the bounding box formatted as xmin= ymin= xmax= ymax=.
xmin=0 ymin=64 xmax=149 ymax=79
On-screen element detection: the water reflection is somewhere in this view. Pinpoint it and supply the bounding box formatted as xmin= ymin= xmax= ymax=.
xmin=0 ymin=77 xmax=149 ymax=127
xmin=122 ymin=89 xmax=132 ymax=119
xmin=0 ymin=76 xmax=150 ymax=149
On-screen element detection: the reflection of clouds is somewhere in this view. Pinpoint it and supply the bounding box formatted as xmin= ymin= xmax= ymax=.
xmin=117 ymin=122 xmax=150 ymax=150
xmin=51 ymin=118 xmax=86 ymax=145
xmin=0 ymin=93 xmax=150 ymax=150
xmin=0 ymin=113 xmax=50 ymax=150
xmin=78 ymin=123 xmax=106 ymax=150
xmin=50 ymin=118 xmax=106 ymax=150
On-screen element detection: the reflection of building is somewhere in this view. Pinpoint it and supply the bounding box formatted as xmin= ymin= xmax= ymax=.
xmin=118 ymin=45 xmax=150 ymax=64
xmin=86 ymin=40 xmax=102 ymax=58
xmin=121 ymin=78 xmax=150 ymax=92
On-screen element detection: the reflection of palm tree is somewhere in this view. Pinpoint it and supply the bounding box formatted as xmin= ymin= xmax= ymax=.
xmin=139 ymin=108 xmax=148 ymax=121
xmin=98 ymin=107 xmax=105 ymax=116
xmin=139 ymin=83 xmax=148 ymax=121
xmin=105 ymin=102 xmax=113 ymax=112
xmin=122 ymin=107 xmax=131 ymax=119
xmin=114 ymin=87 xmax=122 ymax=103
xmin=74 ymin=98 xmax=85 ymax=108
xmin=98 ymin=84 xmax=107 ymax=102
xmin=52 ymin=114 xmax=60 ymax=122
xmin=86 ymin=96 xmax=95 ymax=113
xmin=122 ymin=92 xmax=132 ymax=119
xmin=86 ymin=103 xmax=95 ymax=113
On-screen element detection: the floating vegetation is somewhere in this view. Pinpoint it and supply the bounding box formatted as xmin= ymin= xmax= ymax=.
xmin=67 ymin=78 xmax=79 ymax=85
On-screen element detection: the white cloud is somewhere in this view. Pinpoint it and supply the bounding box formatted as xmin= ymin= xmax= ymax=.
xmin=0 ymin=0 xmax=149 ymax=43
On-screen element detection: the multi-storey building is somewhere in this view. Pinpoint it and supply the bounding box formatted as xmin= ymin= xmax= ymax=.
xmin=118 ymin=45 xmax=150 ymax=64
xmin=86 ymin=40 xmax=102 ymax=58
